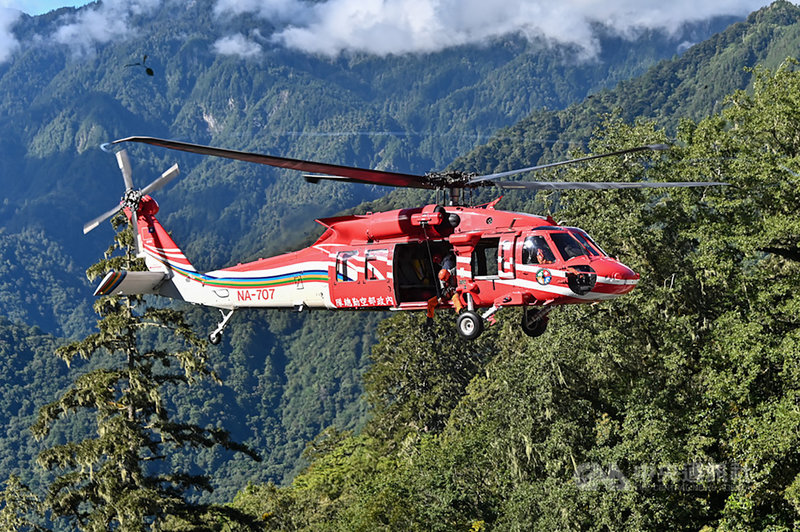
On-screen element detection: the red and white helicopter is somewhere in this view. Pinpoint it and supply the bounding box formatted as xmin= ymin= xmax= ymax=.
xmin=85 ymin=137 xmax=726 ymax=343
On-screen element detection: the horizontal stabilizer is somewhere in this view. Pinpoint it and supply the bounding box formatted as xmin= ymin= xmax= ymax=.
xmin=94 ymin=270 xmax=167 ymax=296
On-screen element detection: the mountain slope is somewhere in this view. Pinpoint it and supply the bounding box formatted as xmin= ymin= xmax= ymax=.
xmin=453 ymin=0 xmax=800 ymax=180
xmin=341 ymin=0 xmax=800 ymax=221
xmin=0 ymin=0 xmax=784 ymax=501
xmin=0 ymin=1 xmax=739 ymax=326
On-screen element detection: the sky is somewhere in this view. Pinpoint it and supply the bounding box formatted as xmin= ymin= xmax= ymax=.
xmin=0 ymin=0 xmax=782 ymax=63
xmin=0 ymin=1 xmax=89 ymax=15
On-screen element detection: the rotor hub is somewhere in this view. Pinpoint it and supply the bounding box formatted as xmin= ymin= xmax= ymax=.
xmin=122 ymin=188 xmax=143 ymax=211
xmin=423 ymin=170 xmax=478 ymax=189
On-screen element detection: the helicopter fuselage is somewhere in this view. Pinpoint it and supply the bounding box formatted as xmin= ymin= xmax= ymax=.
xmin=86 ymin=139 xmax=725 ymax=342
xmin=96 ymin=196 xmax=638 ymax=340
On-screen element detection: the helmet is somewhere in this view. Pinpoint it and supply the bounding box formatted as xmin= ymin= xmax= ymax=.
xmin=432 ymin=253 xmax=444 ymax=264
xmin=438 ymin=269 xmax=451 ymax=282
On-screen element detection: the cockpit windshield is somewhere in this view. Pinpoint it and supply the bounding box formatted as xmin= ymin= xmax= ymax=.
xmin=550 ymin=232 xmax=587 ymax=261
xmin=569 ymin=229 xmax=608 ymax=257
xmin=569 ymin=232 xmax=598 ymax=256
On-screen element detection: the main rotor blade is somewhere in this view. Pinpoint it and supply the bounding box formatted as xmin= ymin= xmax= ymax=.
xmin=469 ymin=144 xmax=670 ymax=185
xmin=141 ymin=163 xmax=180 ymax=196
xmin=491 ymin=180 xmax=729 ymax=190
xmin=111 ymin=136 xmax=431 ymax=189
xmin=303 ymin=173 xmax=364 ymax=185
xmin=83 ymin=203 xmax=123 ymax=234
xmin=116 ymin=149 xmax=134 ymax=190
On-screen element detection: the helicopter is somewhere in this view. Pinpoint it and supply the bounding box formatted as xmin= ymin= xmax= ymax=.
xmin=85 ymin=137 xmax=727 ymax=343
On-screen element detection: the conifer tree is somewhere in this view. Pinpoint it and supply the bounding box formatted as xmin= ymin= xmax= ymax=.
xmin=0 ymin=476 xmax=47 ymax=532
xmin=32 ymin=216 xmax=259 ymax=530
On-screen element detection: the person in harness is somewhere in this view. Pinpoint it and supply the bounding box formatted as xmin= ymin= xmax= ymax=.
xmin=426 ymin=252 xmax=463 ymax=327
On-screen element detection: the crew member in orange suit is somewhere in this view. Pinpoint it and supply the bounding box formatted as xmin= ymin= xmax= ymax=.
xmin=426 ymin=252 xmax=462 ymax=327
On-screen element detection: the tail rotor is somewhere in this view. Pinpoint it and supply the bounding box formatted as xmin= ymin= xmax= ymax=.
xmin=83 ymin=148 xmax=180 ymax=239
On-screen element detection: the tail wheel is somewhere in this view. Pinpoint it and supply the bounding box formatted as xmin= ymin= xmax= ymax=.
xmin=457 ymin=311 xmax=484 ymax=340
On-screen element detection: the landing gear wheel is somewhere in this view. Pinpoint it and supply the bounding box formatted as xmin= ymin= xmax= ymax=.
xmin=457 ymin=311 xmax=484 ymax=340
xmin=209 ymin=332 xmax=222 ymax=345
xmin=521 ymin=314 xmax=549 ymax=338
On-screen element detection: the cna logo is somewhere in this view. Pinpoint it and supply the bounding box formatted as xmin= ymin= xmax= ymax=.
xmin=536 ymin=268 xmax=552 ymax=285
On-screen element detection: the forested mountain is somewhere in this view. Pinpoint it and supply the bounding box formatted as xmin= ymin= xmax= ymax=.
xmin=0 ymin=7 xmax=742 ymax=494
xmin=0 ymin=0 xmax=797 ymax=512
xmin=452 ymin=0 xmax=800 ymax=181
xmin=356 ymin=0 xmax=800 ymax=214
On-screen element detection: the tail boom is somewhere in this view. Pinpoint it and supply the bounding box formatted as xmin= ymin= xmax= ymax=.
xmin=97 ymin=196 xmax=335 ymax=311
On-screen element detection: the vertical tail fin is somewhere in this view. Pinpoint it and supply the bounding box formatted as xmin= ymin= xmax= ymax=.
xmin=135 ymin=197 xmax=196 ymax=276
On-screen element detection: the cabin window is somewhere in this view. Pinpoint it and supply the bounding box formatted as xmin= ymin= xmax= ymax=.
xmin=336 ymin=251 xmax=359 ymax=282
xmin=550 ymin=233 xmax=587 ymax=261
xmin=471 ymin=238 xmax=499 ymax=278
xmin=522 ymin=236 xmax=556 ymax=265
xmin=365 ymin=249 xmax=389 ymax=280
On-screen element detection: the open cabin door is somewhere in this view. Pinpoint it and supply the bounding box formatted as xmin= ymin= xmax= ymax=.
xmin=394 ymin=241 xmax=455 ymax=304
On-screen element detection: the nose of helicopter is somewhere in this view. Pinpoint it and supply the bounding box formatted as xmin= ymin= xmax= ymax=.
xmin=591 ymin=259 xmax=640 ymax=296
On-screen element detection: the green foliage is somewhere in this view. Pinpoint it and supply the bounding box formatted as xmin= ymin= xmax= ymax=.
xmin=2 ymin=0 xmax=800 ymax=514
xmin=30 ymin=220 xmax=259 ymax=530
xmin=0 ymin=475 xmax=47 ymax=532
xmin=0 ymin=0 xmax=739 ymax=496
xmin=364 ymin=314 xmax=502 ymax=440
xmin=0 ymin=228 xmax=93 ymax=338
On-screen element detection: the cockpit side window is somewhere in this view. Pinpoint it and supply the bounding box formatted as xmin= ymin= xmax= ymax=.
xmin=522 ymin=236 xmax=556 ymax=264
xmin=550 ymin=233 xmax=587 ymax=261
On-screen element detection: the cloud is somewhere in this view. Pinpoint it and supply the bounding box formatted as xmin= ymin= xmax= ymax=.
xmin=213 ymin=0 xmax=307 ymax=21
xmin=0 ymin=7 xmax=20 ymax=63
xmin=213 ymin=32 xmax=263 ymax=57
xmin=214 ymin=0 xmax=770 ymax=57
xmin=50 ymin=0 xmax=161 ymax=56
